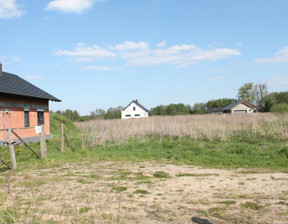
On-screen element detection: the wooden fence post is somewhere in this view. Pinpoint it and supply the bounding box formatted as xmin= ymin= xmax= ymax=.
xmin=8 ymin=129 xmax=17 ymax=170
xmin=61 ymin=123 xmax=65 ymax=152
xmin=40 ymin=125 xmax=47 ymax=158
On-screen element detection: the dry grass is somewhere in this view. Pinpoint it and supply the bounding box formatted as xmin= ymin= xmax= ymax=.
xmin=76 ymin=113 xmax=288 ymax=145
xmin=1 ymin=162 xmax=287 ymax=223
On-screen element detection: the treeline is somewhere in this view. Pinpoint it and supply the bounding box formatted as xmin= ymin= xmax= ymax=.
xmin=150 ymin=103 xmax=191 ymax=115
xmin=54 ymin=106 xmax=123 ymax=122
xmin=150 ymin=98 xmax=236 ymax=115
xmin=55 ymin=83 xmax=288 ymax=121
xmin=261 ymin=92 xmax=288 ymax=112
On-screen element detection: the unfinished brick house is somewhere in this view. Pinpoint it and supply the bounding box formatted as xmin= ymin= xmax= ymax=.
xmin=0 ymin=64 xmax=60 ymax=145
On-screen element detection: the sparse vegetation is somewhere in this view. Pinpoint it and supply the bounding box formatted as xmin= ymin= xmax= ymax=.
xmin=218 ymin=200 xmax=237 ymax=206
xmin=134 ymin=189 xmax=149 ymax=194
xmin=153 ymin=171 xmax=170 ymax=178
xmin=114 ymin=186 xmax=127 ymax=192
xmin=176 ymin=173 xmax=219 ymax=177
xmin=241 ymin=202 xmax=263 ymax=211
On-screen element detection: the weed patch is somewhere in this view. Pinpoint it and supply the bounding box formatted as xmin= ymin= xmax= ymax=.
xmin=241 ymin=202 xmax=263 ymax=210
xmin=114 ymin=186 xmax=127 ymax=192
xmin=153 ymin=171 xmax=170 ymax=178
xmin=134 ymin=189 xmax=149 ymax=194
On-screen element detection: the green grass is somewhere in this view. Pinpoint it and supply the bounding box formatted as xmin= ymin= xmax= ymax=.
xmin=1 ymin=114 xmax=288 ymax=173
xmin=134 ymin=189 xmax=149 ymax=194
xmin=241 ymin=202 xmax=263 ymax=210
xmin=82 ymin=136 xmax=288 ymax=171
xmin=113 ymin=186 xmax=128 ymax=192
xmin=153 ymin=171 xmax=170 ymax=178
xmin=176 ymin=173 xmax=219 ymax=177
xmin=79 ymin=206 xmax=92 ymax=214
xmin=218 ymin=200 xmax=237 ymax=205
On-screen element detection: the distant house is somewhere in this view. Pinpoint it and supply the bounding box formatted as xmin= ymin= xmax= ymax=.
xmin=0 ymin=64 xmax=61 ymax=145
xmin=208 ymin=100 xmax=260 ymax=114
xmin=121 ymin=100 xmax=149 ymax=119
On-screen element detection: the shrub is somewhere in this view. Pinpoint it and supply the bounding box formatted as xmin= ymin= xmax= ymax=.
xmin=270 ymin=103 xmax=288 ymax=113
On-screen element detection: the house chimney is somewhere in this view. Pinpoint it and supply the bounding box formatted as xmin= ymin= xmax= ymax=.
xmin=0 ymin=63 xmax=2 ymax=77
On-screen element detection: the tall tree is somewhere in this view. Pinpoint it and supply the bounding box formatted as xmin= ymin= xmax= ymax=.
xmin=237 ymin=82 xmax=268 ymax=106
xmin=237 ymin=82 xmax=256 ymax=103
xmin=254 ymin=83 xmax=268 ymax=106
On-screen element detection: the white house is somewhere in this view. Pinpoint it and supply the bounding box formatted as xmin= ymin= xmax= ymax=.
xmin=121 ymin=100 xmax=149 ymax=119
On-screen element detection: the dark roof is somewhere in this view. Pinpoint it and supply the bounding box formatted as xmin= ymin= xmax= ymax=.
xmin=0 ymin=72 xmax=61 ymax=102
xmin=207 ymin=107 xmax=223 ymax=113
xmin=123 ymin=100 xmax=149 ymax=112
xmin=222 ymin=100 xmax=260 ymax=111
xmin=222 ymin=100 xmax=241 ymax=111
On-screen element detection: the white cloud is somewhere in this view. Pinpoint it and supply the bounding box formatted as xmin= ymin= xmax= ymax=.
xmin=0 ymin=0 xmax=23 ymax=19
xmin=82 ymin=65 xmax=114 ymax=71
xmin=209 ymin=75 xmax=229 ymax=81
xmin=208 ymin=68 xmax=221 ymax=74
xmin=54 ymin=41 xmax=241 ymax=68
xmin=268 ymin=73 xmax=288 ymax=87
xmin=0 ymin=55 xmax=20 ymax=64
xmin=46 ymin=0 xmax=104 ymax=14
xmin=254 ymin=47 xmax=288 ymax=64
xmin=26 ymin=75 xmax=43 ymax=80
xmin=54 ymin=43 xmax=116 ymax=61
xmin=114 ymin=41 xmax=149 ymax=51
xmin=239 ymin=62 xmax=248 ymax=67
xmin=236 ymin=42 xmax=243 ymax=47
xmin=12 ymin=56 xmax=20 ymax=62
xmin=157 ymin=41 xmax=167 ymax=48
xmin=118 ymin=43 xmax=241 ymax=67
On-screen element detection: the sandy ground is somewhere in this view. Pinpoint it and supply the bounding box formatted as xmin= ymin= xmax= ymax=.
xmin=0 ymin=162 xmax=287 ymax=224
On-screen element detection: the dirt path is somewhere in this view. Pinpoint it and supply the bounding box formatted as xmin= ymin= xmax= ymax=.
xmin=0 ymin=162 xmax=287 ymax=223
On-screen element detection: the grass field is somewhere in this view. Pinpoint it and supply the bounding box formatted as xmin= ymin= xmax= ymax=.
xmin=76 ymin=113 xmax=288 ymax=144
xmin=75 ymin=113 xmax=288 ymax=171
xmin=0 ymin=113 xmax=288 ymax=223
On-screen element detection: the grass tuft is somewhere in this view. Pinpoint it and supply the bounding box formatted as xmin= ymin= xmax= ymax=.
xmin=134 ymin=189 xmax=149 ymax=194
xmin=153 ymin=171 xmax=170 ymax=178
xmin=241 ymin=202 xmax=263 ymax=210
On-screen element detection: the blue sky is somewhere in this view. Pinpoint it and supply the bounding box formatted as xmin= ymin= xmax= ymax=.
xmin=0 ymin=0 xmax=288 ymax=115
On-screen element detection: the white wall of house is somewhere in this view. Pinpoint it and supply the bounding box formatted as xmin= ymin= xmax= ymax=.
xmin=121 ymin=102 xmax=149 ymax=119
xmin=231 ymin=103 xmax=256 ymax=114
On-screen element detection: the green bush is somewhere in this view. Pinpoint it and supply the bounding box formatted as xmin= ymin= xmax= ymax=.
xmin=270 ymin=103 xmax=288 ymax=113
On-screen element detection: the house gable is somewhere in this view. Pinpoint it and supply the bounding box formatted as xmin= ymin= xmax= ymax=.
xmin=121 ymin=100 xmax=149 ymax=119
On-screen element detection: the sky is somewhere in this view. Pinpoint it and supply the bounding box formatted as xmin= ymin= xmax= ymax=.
xmin=0 ymin=0 xmax=288 ymax=115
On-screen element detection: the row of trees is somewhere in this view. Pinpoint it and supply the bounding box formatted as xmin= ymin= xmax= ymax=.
xmin=190 ymin=98 xmax=236 ymax=114
xmin=55 ymin=82 xmax=288 ymax=121
xmin=149 ymin=98 xmax=237 ymax=115
xmin=150 ymin=103 xmax=191 ymax=116
xmin=261 ymin=92 xmax=288 ymax=112
xmin=55 ymin=106 xmax=124 ymax=121
xmin=55 ymin=109 xmax=81 ymax=121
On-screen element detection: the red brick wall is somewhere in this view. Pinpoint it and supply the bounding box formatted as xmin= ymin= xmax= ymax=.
xmin=0 ymin=94 xmax=50 ymax=141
